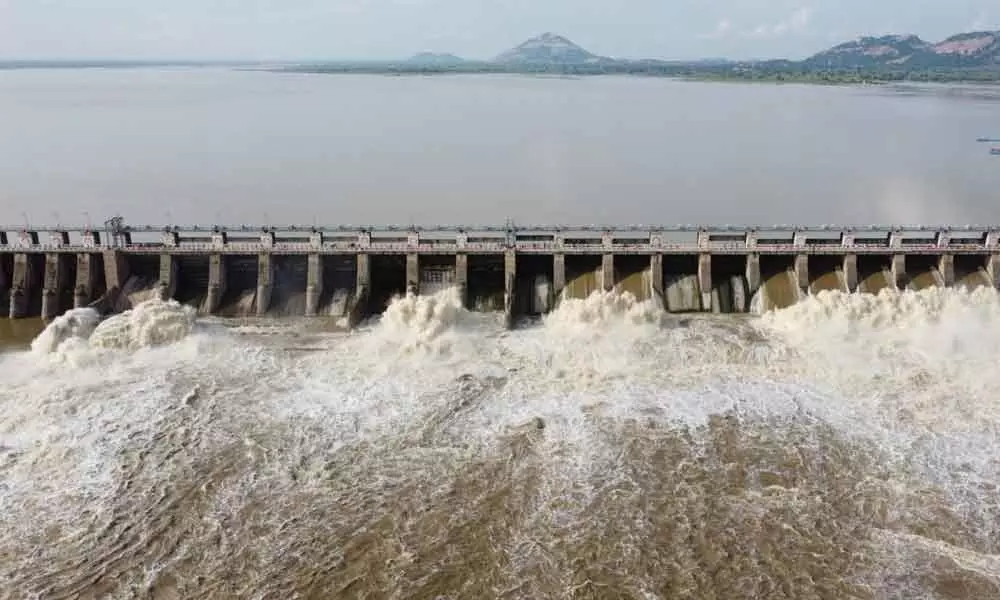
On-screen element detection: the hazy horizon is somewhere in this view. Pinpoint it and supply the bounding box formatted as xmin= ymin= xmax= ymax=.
xmin=0 ymin=1 xmax=996 ymax=62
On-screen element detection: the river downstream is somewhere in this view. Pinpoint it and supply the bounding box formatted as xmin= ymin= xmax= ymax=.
xmin=1 ymin=286 xmax=999 ymax=599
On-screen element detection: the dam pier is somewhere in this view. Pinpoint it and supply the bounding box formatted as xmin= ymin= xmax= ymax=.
xmin=1 ymin=222 xmax=999 ymax=324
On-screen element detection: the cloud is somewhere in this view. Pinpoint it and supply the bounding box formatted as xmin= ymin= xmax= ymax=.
xmin=699 ymin=18 xmax=733 ymax=40
xmin=969 ymin=12 xmax=991 ymax=31
xmin=748 ymin=6 xmax=813 ymax=38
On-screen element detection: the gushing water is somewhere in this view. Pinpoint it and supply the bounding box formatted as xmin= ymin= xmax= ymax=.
xmin=1 ymin=287 xmax=999 ymax=599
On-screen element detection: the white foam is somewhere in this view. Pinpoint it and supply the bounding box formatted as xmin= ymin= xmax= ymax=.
xmin=366 ymin=287 xmax=487 ymax=357
xmin=28 ymin=299 xmax=198 ymax=363
xmin=546 ymin=289 xmax=668 ymax=331
xmin=30 ymin=308 xmax=102 ymax=355
xmin=89 ymin=299 xmax=197 ymax=351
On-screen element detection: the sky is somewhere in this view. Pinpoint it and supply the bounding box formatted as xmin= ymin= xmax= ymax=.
xmin=0 ymin=0 xmax=996 ymax=61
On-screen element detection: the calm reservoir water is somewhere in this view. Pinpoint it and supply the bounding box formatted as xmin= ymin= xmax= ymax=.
xmin=0 ymin=69 xmax=999 ymax=226
xmin=1 ymin=70 xmax=999 ymax=599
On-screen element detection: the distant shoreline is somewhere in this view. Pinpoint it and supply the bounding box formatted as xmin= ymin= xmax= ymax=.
xmin=2 ymin=61 xmax=998 ymax=86
xmin=269 ymin=64 xmax=1000 ymax=86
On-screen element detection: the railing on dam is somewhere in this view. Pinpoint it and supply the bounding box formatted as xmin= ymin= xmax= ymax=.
xmin=2 ymin=223 xmax=1000 ymax=255
xmin=4 ymin=220 xmax=1000 ymax=323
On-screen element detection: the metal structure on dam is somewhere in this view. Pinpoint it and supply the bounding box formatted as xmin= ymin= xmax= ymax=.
xmin=1 ymin=218 xmax=1000 ymax=325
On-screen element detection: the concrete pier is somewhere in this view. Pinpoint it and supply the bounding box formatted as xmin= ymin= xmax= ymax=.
xmin=504 ymin=250 xmax=516 ymax=328
xmin=891 ymin=254 xmax=906 ymax=290
xmin=989 ymin=255 xmax=1000 ymax=289
xmin=256 ymin=253 xmax=272 ymax=316
xmin=698 ymin=254 xmax=712 ymax=311
xmin=102 ymin=250 xmax=130 ymax=310
xmin=40 ymin=253 xmax=67 ymax=320
xmin=305 ymin=254 xmax=323 ymax=317
xmin=650 ymin=254 xmax=664 ymax=306
xmin=745 ymin=254 xmax=761 ymax=297
xmin=158 ymin=254 xmax=177 ymax=301
xmin=347 ymin=253 xmax=370 ymax=326
xmin=843 ymin=255 xmax=858 ymax=292
xmin=601 ymin=254 xmax=614 ymax=292
xmin=939 ymin=254 xmax=955 ymax=287
xmin=4 ymin=222 xmax=1000 ymax=322
xmin=455 ymin=254 xmax=468 ymax=307
xmin=9 ymin=254 xmax=34 ymax=319
xmin=74 ymin=253 xmax=98 ymax=308
xmin=406 ymin=254 xmax=419 ymax=296
xmin=794 ymin=255 xmax=809 ymax=291
xmin=204 ymin=254 xmax=226 ymax=314
xmin=553 ymin=254 xmax=566 ymax=305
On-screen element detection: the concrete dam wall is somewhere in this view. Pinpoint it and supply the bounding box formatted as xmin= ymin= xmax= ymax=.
xmin=2 ymin=225 xmax=999 ymax=324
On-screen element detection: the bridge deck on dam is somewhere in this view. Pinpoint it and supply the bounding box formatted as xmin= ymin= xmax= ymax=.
xmin=2 ymin=223 xmax=999 ymax=322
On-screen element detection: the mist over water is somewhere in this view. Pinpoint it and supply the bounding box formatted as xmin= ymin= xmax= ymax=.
xmin=0 ymin=286 xmax=998 ymax=598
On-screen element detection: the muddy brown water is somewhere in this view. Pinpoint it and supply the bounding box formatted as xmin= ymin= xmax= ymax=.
xmin=1 ymin=288 xmax=998 ymax=599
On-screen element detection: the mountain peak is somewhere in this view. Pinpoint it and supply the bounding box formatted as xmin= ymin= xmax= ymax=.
xmin=536 ymin=32 xmax=571 ymax=43
xmin=494 ymin=33 xmax=604 ymax=64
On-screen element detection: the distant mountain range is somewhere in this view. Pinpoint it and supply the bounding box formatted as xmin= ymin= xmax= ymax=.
xmin=408 ymin=30 xmax=1000 ymax=69
xmin=805 ymin=31 xmax=1000 ymax=68
xmin=266 ymin=29 xmax=1000 ymax=82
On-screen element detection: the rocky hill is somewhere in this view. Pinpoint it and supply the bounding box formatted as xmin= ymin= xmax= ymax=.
xmin=494 ymin=32 xmax=608 ymax=64
xmin=806 ymin=30 xmax=1000 ymax=68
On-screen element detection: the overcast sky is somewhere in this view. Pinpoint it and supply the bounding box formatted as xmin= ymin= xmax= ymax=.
xmin=0 ymin=0 xmax=995 ymax=61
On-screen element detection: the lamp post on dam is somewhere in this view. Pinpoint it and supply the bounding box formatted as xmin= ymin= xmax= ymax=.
xmin=1 ymin=219 xmax=999 ymax=324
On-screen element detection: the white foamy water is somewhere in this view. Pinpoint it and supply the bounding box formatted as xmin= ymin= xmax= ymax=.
xmin=1 ymin=287 xmax=998 ymax=598
xmin=27 ymin=299 xmax=198 ymax=366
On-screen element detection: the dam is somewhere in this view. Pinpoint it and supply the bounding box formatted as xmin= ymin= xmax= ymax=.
xmin=2 ymin=220 xmax=999 ymax=324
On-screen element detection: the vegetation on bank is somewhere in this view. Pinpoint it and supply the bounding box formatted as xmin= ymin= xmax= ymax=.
xmin=276 ymin=61 xmax=1000 ymax=84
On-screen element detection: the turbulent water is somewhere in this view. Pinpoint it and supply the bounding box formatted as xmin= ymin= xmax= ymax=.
xmin=2 ymin=287 xmax=1000 ymax=599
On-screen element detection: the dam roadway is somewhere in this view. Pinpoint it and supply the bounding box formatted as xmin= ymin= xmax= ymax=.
xmin=1 ymin=222 xmax=999 ymax=325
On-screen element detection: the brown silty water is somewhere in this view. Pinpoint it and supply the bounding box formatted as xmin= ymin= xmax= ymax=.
xmin=564 ymin=256 xmax=603 ymax=301
xmin=1 ymin=287 xmax=1000 ymax=600
xmin=808 ymin=256 xmax=848 ymax=296
xmin=613 ymin=256 xmax=651 ymax=302
xmin=0 ymin=318 xmax=45 ymax=350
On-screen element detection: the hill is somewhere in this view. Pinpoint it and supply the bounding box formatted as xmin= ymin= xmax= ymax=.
xmin=806 ymin=30 xmax=1000 ymax=68
xmin=494 ymin=32 xmax=608 ymax=64
xmin=406 ymin=52 xmax=465 ymax=66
